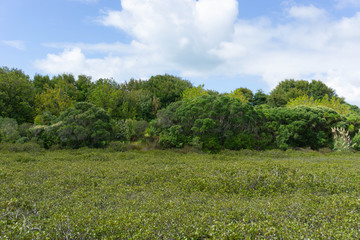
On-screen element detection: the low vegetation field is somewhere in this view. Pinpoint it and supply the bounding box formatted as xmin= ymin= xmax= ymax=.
xmin=1 ymin=148 xmax=360 ymax=239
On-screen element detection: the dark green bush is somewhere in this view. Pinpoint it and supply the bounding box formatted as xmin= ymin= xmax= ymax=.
xmin=127 ymin=119 xmax=149 ymax=141
xmin=259 ymin=106 xmax=345 ymax=150
xmin=352 ymin=131 xmax=360 ymax=151
xmin=56 ymin=102 xmax=113 ymax=148
xmin=150 ymin=95 xmax=261 ymax=153
xmin=29 ymin=124 xmax=59 ymax=149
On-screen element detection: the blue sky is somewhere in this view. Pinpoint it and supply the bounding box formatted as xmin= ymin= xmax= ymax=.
xmin=2 ymin=0 xmax=360 ymax=105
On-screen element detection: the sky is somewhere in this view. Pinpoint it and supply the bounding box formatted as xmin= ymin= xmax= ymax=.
xmin=2 ymin=0 xmax=360 ymax=105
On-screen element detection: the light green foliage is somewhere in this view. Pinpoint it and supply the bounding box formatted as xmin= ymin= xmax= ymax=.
xmin=287 ymin=94 xmax=351 ymax=115
xmin=56 ymin=102 xmax=113 ymax=148
xmin=51 ymin=74 xmax=80 ymax=100
xmin=268 ymin=79 xmax=337 ymax=107
xmin=332 ymin=127 xmax=354 ymax=151
xmin=260 ymin=106 xmax=345 ymax=150
xmin=88 ymin=78 xmax=120 ymax=112
xmin=34 ymin=111 xmax=57 ymax=126
xmin=228 ymin=87 xmax=253 ymax=103
xmin=0 ymin=67 xmax=35 ymax=123
xmin=35 ymin=85 xmax=75 ymax=116
xmin=1 ymin=150 xmax=360 ymax=238
xmin=181 ymin=84 xmax=209 ymax=100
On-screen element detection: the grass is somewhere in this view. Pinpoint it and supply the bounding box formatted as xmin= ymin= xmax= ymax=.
xmin=1 ymin=148 xmax=360 ymax=239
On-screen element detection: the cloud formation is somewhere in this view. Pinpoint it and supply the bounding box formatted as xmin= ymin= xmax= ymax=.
xmin=35 ymin=0 xmax=360 ymax=105
xmin=2 ymin=40 xmax=26 ymax=50
xmin=336 ymin=0 xmax=360 ymax=8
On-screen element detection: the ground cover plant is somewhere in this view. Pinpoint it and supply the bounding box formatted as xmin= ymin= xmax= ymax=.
xmin=1 ymin=149 xmax=360 ymax=239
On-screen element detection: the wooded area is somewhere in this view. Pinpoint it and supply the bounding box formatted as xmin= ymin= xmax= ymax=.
xmin=1 ymin=66 xmax=360 ymax=152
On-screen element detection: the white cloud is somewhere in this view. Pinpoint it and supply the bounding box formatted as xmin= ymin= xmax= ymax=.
xmin=288 ymin=5 xmax=327 ymax=21
xmin=336 ymin=0 xmax=360 ymax=8
xmin=2 ymin=40 xmax=26 ymax=50
xmin=35 ymin=1 xmax=360 ymax=105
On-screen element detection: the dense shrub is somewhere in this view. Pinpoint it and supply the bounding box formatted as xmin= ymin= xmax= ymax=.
xmin=260 ymin=106 xmax=345 ymax=150
xmin=29 ymin=124 xmax=59 ymax=149
xmin=56 ymin=102 xmax=113 ymax=148
xmin=112 ymin=120 xmax=131 ymax=142
xmin=150 ymin=95 xmax=261 ymax=152
xmin=0 ymin=117 xmax=20 ymax=143
xmin=127 ymin=119 xmax=149 ymax=141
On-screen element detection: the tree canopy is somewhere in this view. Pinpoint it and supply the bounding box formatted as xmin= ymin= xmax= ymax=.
xmin=268 ymin=79 xmax=337 ymax=107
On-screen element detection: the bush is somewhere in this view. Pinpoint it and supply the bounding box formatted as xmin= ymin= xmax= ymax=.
xmin=260 ymin=106 xmax=345 ymax=150
xmin=0 ymin=117 xmax=20 ymax=143
xmin=29 ymin=124 xmax=59 ymax=149
xmin=352 ymin=130 xmax=360 ymax=151
xmin=127 ymin=119 xmax=149 ymax=141
xmin=151 ymin=95 xmax=261 ymax=153
xmin=56 ymin=102 xmax=113 ymax=148
xmin=112 ymin=120 xmax=131 ymax=142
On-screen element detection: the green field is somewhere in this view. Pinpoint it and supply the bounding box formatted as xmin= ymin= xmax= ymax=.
xmin=1 ymin=149 xmax=360 ymax=239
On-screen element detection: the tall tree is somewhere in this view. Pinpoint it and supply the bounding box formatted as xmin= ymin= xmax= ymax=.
xmin=268 ymin=79 xmax=337 ymax=107
xmin=75 ymin=75 xmax=93 ymax=102
xmin=0 ymin=67 xmax=35 ymax=123
xmin=229 ymin=88 xmax=253 ymax=103
xmin=35 ymin=85 xmax=74 ymax=116
xmin=143 ymin=75 xmax=193 ymax=108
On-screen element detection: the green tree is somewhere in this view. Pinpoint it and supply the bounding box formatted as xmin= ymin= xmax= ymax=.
xmin=33 ymin=74 xmax=53 ymax=94
xmin=268 ymin=79 xmax=337 ymax=107
xmin=75 ymin=75 xmax=93 ymax=102
xmin=252 ymin=90 xmax=268 ymax=106
xmin=143 ymin=75 xmax=193 ymax=108
xmin=88 ymin=78 xmax=119 ymax=110
xmin=0 ymin=67 xmax=35 ymax=123
xmin=228 ymin=88 xmax=253 ymax=103
xmin=51 ymin=74 xmax=80 ymax=100
xmin=150 ymin=95 xmax=261 ymax=152
xmin=35 ymin=85 xmax=74 ymax=116
xmin=181 ymin=84 xmax=209 ymax=100
xmin=260 ymin=106 xmax=345 ymax=149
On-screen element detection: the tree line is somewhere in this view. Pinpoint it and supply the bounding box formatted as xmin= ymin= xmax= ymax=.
xmin=1 ymin=66 xmax=360 ymax=152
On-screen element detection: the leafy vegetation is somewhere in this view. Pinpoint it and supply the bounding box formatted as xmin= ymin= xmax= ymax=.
xmin=1 ymin=65 xmax=360 ymax=152
xmin=268 ymin=79 xmax=337 ymax=107
xmin=1 ymin=149 xmax=360 ymax=239
xmin=149 ymin=95 xmax=261 ymax=152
